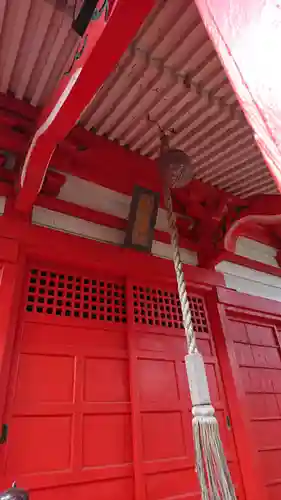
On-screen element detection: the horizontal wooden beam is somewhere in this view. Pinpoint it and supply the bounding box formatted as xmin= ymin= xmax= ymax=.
xmin=37 ymin=194 xmax=196 ymax=251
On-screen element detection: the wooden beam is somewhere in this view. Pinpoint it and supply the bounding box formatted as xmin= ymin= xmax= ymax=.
xmin=54 ymin=128 xmax=161 ymax=195
xmin=15 ymin=0 xmax=155 ymax=213
xmin=0 ymin=93 xmax=39 ymax=122
xmin=0 ymin=125 xmax=28 ymax=154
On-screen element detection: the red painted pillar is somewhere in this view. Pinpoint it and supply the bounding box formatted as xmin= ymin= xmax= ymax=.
xmin=0 ymin=239 xmax=25 ymax=423
xmin=195 ymin=0 xmax=281 ymax=193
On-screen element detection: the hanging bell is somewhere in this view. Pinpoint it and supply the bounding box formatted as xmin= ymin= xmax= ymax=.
xmin=0 ymin=483 xmax=29 ymax=500
xmin=158 ymin=134 xmax=193 ymax=189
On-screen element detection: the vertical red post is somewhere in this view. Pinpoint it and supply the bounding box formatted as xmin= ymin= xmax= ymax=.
xmin=126 ymin=278 xmax=145 ymax=500
xmin=0 ymin=240 xmax=25 ymax=423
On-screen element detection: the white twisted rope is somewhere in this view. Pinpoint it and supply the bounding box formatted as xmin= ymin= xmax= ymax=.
xmin=164 ymin=185 xmax=237 ymax=499
xmin=164 ymin=186 xmax=197 ymax=353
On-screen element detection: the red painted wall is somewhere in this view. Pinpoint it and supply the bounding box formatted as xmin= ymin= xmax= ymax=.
xmin=0 ymin=207 xmax=273 ymax=499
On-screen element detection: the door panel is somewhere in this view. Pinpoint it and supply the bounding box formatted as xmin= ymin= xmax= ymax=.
xmin=0 ymin=265 xmax=244 ymax=499
xmin=224 ymin=310 xmax=281 ymax=500
xmin=1 ymin=266 xmax=132 ymax=498
xmin=131 ymin=281 xmax=244 ymax=498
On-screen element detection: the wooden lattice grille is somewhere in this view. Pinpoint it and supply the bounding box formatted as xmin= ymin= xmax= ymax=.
xmin=25 ymin=269 xmax=209 ymax=334
xmin=25 ymin=268 xmax=126 ymax=323
xmin=132 ymin=285 xmax=209 ymax=334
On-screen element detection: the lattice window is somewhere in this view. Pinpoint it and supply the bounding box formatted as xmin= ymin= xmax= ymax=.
xmin=25 ymin=268 xmax=126 ymax=323
xmin=132 ymin=285 xmax=209 ymax=334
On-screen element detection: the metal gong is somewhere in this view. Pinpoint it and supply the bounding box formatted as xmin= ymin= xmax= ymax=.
xmin=158 ymin=147 xmax=193 ymax=189
xmin=158 ymin=134 xmax=193 ymax=189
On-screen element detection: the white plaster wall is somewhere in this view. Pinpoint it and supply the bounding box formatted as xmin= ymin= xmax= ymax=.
xmin=216 ymin=261 xmax=281 ymax=302
xmin=32 ymin=206 xmax=198 ymax=266
xmin=57 ymin=173 xmax=177 ymax=233
xmin=235 ymin=237 xmax=278 ymax=267
xmin=216 ymin=237 xmax=281 ymax=301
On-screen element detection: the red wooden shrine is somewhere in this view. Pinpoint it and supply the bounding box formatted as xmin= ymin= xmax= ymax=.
xmin=0 ymin=0 xmax=281 ymax=499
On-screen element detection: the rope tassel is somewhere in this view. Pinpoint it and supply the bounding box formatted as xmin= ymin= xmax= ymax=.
xmin=164 ymin=187 xmax=237 ymax=499
xmin=187 ymin=353 xmax=236 ymax=499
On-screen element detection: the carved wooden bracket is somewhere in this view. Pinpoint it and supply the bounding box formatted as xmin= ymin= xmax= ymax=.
xmin=172 ymin=181 xmax=281 ymax=268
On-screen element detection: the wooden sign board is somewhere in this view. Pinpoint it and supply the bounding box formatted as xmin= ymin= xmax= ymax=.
xmin=124 ymin=186 xmax=159 ymax=253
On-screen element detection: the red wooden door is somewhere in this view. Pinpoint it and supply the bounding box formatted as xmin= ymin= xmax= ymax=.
xmin=0 ymin=263 xmax=244 ymax=499
xmin=218 ymin=291 xmax=281 ymax=500
xmin=0 ymin=265 xmax=132 ymax=499
xmin=128 ymin=279 xmax=244 ymax=499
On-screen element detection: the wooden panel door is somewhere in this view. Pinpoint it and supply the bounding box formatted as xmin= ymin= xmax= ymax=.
xmin=220 ymin=298 xmax=281 ymax=500
xmin=0 ymin=266 xmax=133 ymax=499
xmin=0 ymin=264 xmax=244 ymax=499
xmin=128 ymin=280 xmax=245 ymax=499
